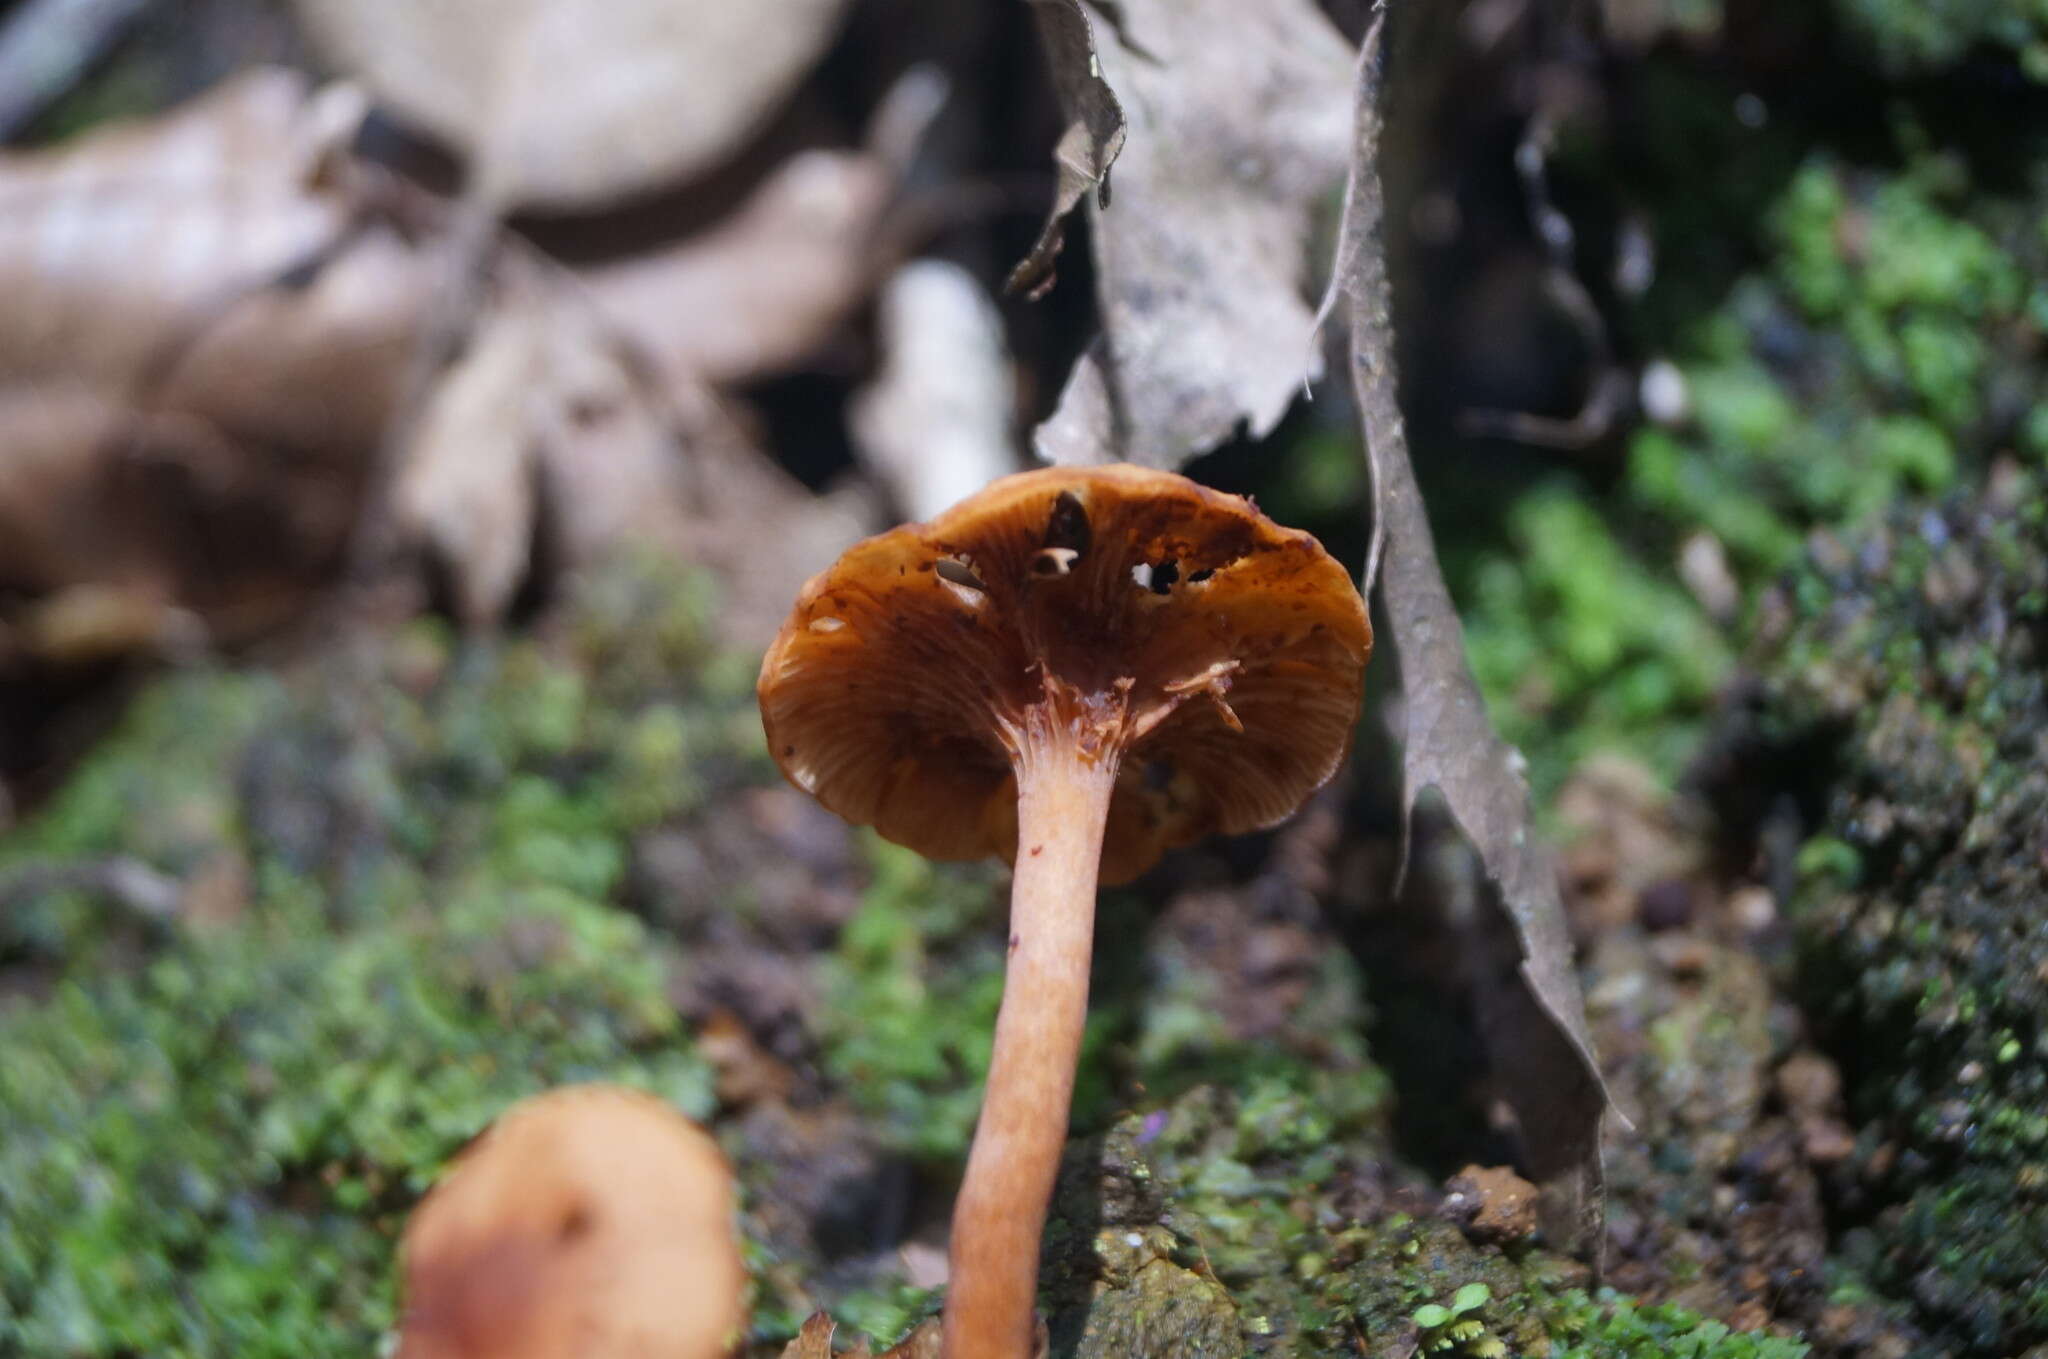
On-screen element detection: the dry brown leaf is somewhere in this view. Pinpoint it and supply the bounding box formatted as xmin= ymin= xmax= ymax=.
xmin=580 ymin=148 xmax=891 ymax=389
xmin=0 ymin=67 xmax=359 ymax=390
xmin=1006 ymin=0 xmax=1127 ymax=299
xmin=670 ymin=396 xmax=878 ymax=652
xmin=529 ymin=308 xmax=694 ymax=560
xmin=0 ymin=226 xmax=427 ymax=644
xmin=578 ymin=64 xmax=942 ymax=389
xmin=291 ymin=0 xmax=852 ymax=210
xmin=0 ymin=59 xmax=867 ymax=645
xmin=781 ymin=1312 xmax=842 ymax=1359
xmin=392 ymin=298 xmax=545 ymax=626
xmin=0 ymin=390 xmax=156 ymax=595
xmin=155 ymin=227 xmax=427 ymax=479
xmin=1332 ymin=22 xmax=1613 ymax=1258
xmin=0 ymin=72 xmax=433 ymax=643
xmin=382 ymin=66 xmax=934 ymax=620
xmin=1032 ymin=0 xmax=1353 ymax=469
xmin=0 ymin=388 xmax=354 ymax=645
xmin=16 ymin=582 xmax=202 ymax=669
xmin=0 ymin=65 xmax=708 ymax=637
xmin=851 ymin=259 xmax=1019 ymax=522
xmin=387 ymin=248 xmax=865 ymax=634
xmin=880 ymin=1319 xmax=946 ymax=1359
xmin=391 ymin=268 xmax=701 ymax=625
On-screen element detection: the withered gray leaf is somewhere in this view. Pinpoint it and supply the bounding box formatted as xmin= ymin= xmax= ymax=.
xmin=1031 ymin=0 xmax=1353 ymax=469
xmin=1334 ymin=20 xmax=1612 ymax=1257
xmin=1006 ymin=0 xmax=1127 ymax=300
xmin=291 ymin=0 xmax=852 ymax=210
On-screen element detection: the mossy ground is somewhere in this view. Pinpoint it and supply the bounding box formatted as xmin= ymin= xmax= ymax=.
xmin=0 ymin=557 xmax=739 ymax=1356
xmin=1034 ymin=1087 xmax=1808 ymax=1359
xmin=1722 ymin=473 xmax=2048 ymax=1356
xmin=0 ymin=555 xmax=1820 ymax=1359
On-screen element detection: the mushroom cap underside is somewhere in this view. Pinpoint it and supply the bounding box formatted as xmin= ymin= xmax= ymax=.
xmin=759 ymin=464 xmax=1371 ymax=883
xmin=395 ymin=1084 xmax=744 ymax=1359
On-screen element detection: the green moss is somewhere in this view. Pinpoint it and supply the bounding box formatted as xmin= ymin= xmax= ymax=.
xmin=814 ymin=839 xmax=1009 ymax=1161
xmin=1738 ymin=474 xmax=2048 ymax=1354
xmin=1542 ymin=1291 xmax=1810 ymax=1359
xmin=1 ymin=670 xmax=280 ymax=867
xmin=1037 ymin=1080 xmax=1810 ymax=1358
xmin=1066 ymin=1252 xmax=1242 ymax=1358
xmin=1461 ymin=484 xmax=1731 ymax=795
xmin=825 ymin=1279 xmax=942 ymax=1351
xmin=1651 ymin=154 xmax=2030 ymax=568
xmin=1834 ymin=0 xmax=2048 ymax=76
xmin=0 ymin=560 xmax=754 ymax=1357
xmin=1468 ymin=138 xmax=2048 ymax=793
xmin=1633 ymin=154 xmax=2023 ymax=574
xmin=0 ymin=871 xmax=714 ymax=1357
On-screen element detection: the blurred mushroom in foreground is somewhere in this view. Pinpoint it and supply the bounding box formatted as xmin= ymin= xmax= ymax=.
xmin=395 ymin=1084 xmax=745 ymax=1359
xmin=758 ymin=465 xmax=1370 ymax=1357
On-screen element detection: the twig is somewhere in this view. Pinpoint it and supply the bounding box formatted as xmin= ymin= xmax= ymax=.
xmin=0 ymin=855 xmax=182 ymax=923
xmin=1454 ymin=113 xmax=1629 ymax=450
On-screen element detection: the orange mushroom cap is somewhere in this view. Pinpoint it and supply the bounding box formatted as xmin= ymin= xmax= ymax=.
xmin=758 ymin=465 xmax=1371 ymax=883
xmin=395 ymin=1085 xmax=746 ymax=1359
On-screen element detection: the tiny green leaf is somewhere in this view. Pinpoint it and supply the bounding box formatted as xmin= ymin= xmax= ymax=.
xmin=1450 ymin=1282 xmax=1492 ymax=1315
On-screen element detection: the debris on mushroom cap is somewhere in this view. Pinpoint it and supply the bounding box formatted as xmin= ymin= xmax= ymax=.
xmin=395 ymin=1084 xmax=745 ymax=1359
xmin=758 ymin=464 xmax=1370 ymax=883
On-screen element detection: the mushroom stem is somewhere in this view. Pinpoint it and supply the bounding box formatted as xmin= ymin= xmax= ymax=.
xmin=941 ymin=725 xmax=1119 ymax=1359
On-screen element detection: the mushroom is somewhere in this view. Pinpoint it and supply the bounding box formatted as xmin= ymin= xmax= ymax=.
xmin=758 ymin=465 xmax=1370 ymax=1358
xmin=395 ymin=1084 xmax=746 ymax=1359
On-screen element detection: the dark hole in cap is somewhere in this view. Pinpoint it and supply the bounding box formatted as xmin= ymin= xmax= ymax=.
xmin=1148 ymin=560 xmax=1180 ymax=594
xmin=1044 ymin=490 xmax=1091 ymax=557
